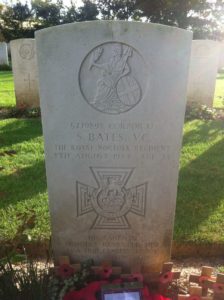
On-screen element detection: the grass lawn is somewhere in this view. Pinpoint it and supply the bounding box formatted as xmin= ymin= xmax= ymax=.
xmin=0 ymin=119 xmax=50 ymax=241
xmin=0 ymin=70 xmax=224 ymax=109
xmin=0 ymin=71 xmax=16 ymax=108
xmin=1 ymin=118 xmax=224 ymax=245
xmin=214 ymin=71 xmax=224 ymax=108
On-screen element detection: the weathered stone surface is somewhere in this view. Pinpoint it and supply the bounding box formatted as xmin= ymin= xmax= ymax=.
xmin=10 ymin=39 xmax=39 ymax=108
xmin=187 ymin=40 xmax=220 ymax=107
xmin=36 ymin=21 xmax=192 ymax=272
xmin=0 ymin=42 xmax=9 ymax=65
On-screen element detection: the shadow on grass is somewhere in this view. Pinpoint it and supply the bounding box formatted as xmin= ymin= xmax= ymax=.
xmin=0 ymin=160 xmax=47 ymax=209
xmin=183 ymin=120 xmax=224 ymax=144
xmin=217 ymin=71 xmax=224 ymax=79
xmin=0 ymin=119 xmax=42 ymax=147
xmin=175 ymin=122 xmax=224 ymax=242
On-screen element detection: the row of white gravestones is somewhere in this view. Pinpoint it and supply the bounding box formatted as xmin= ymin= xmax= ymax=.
xmin=35 ymin=21 xmax=192 ymax=272
xmin=187 ymin=40 xmax=221 ymax=107
xmin=10 ymin=38 xmax=40 ymax=108
xmin=0 ymin=42 xmax=9 ymax=65
xmin=8 ymin=37 xmax=221 ymax=110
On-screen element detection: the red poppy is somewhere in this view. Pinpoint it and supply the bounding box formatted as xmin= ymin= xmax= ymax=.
xmin=213 ymin=282 xmax=224 ymax=294
xmin=131 ymin=272 xmax=144 ymax=282
xmin=152 ymin=295 xmax=171 ymax=300
xmin=57 ymin=264 xmax=75 ymax=280
xmin=159 ymin=272 xmax=173 ymax=284
xmin=141 ymin=287 xmax=171 ymax=300
xmin=188 ymin=296 xmax=201 ymax=300
xmin=141 ymin=286 xmax=151 ymax=299
xmin=85 ymin=281 xmax=105 ymax=294
xmin=63 ymin=289 xmax=85 ymax=300
xmin=111 ymin=278 xmax=123 ymax=284
xmin=198 ymin=275 xmax=210 ymax=285
xmin=63 ymin=280 xmax=107 ymax=300
xmin=100 ymin=267 xmax=113 ymax=279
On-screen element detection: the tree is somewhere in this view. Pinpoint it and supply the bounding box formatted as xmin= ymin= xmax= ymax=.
xmin=0 ymin=2 xmax=34 ymax=41
xmin=32 ymin=0 xmax=64 ymax=29
xmin=135 ymin=0 xmax=224 ymax=39
xmin=97 ymin=0 xmax=141 ymax=20
xmin=76 ymin=0 xmax=99 ymax=21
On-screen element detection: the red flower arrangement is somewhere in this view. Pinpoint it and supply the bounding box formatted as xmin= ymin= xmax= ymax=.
xmin=198 ymin=275 xmax=210 ymax=286
xmin=56 ymin=264 xmax=75 ymax=280
xmin=63 ymin=281 xmax=106 ymax=300
xmin=63 ymin=284 xmax=172 ymax=300
xmin=213 ymin=282 xmax=224 ymax=294
xmin=100 ymin=266 xmax=113 ymax=279
xmin=131 ymin=272 xmax=144 ymax=282
xmin=159 ymin=271 xmax=173 ymax=284
xmin=188 ymin=296 xmax=201 ymax=300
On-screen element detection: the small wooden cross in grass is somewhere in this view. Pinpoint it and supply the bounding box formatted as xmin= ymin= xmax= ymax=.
xmin=206 ymin=273 xmax=224 ymax=300
xmin=189 ymin=266 xmax=215 ymax=296
xmin=91 ymin=260 xmax=122 ymax=278
xmin=53 ymin=255 xmax=81 ymax=279
xmin=178 ymin=286 xmax=212 ymax=300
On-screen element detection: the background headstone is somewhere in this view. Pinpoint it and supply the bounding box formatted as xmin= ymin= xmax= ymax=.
xmin=36 ymin=21 xmax=192 ymax=272
xmin=10 ymin=38 xmax=39 ymax=108
xmin=187 ymin=40 xmax=221 ymax=107
xmin=218 ymin=41 xmax=224 ymax=71
xmin=0 ymin=42 xmax=9 ymax=65
xmin=7 ymin=43 xmax=11 ymax=57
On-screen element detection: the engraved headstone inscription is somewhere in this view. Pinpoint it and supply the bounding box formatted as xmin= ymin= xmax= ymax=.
xmin=10 ymin=39 xmax=40 ymax=108
xmin=0 ymin=42 xmax=9 ymax=65
xmin=36 ymin=21 xmax=192 ymax=272
xmin=187 ymin=40 xmax=221 ymax=107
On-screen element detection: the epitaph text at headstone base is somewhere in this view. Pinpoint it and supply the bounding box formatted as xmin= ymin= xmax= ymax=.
xmin=187 ymin=40 xmax=220 ymax=107
xmin=0 ymin=42 xmax=9 ymax=65
xmin=36 ymin=21 xmax=192 ymax=272
xmin=10 ymin=39 xmax=39 ymax=108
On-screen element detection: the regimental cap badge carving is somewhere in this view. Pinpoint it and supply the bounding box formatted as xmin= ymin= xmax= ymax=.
xmin=76 ymin=167 xmax=148 ymax=229
xmin=19 ymin=43 xmax=35 ymax=60
xmin=79 ymin=42 xmax=147 ymax=115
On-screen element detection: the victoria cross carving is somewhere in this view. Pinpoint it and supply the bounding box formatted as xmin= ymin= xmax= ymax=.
xmin=79 ymin=42 xmax=146 ymax=114
xmin=76 ymin=167 xmax=148 ymax=229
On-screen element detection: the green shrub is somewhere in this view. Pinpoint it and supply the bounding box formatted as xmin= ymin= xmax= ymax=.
xmin=0 ymin=64 xmax=12 ymax=71
xmin=185 ymin=102 xmax=217 ymax=120
xmin=1 ymin=107 xmax=41 ymax=119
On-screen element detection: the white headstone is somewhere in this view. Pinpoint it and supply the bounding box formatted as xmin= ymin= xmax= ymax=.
xmin=0 ymin=42 xmax=9 ymax=65
xmin=10 ymin=39 xmax=40 ymax=108
xmin=36 ymin=21 xmax=192 ymax=272
xmin=218 ymin=41 xmax=224 ymax=71
xmin=187 ymin=40 xmax=220 ymax=107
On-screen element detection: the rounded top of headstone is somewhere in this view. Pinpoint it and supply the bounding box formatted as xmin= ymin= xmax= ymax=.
xmin=35 ymin=20 xmax=193 ymax=39
xmin=10 ymin=38 xmax=35 ymax=46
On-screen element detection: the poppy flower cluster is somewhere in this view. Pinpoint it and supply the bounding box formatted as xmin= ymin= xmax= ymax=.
xmin=159 ymin=271 xmax=173 ymax=284
xmin=188 ymin=296 xmax=201 ymax=300
xmin=213 ymin=282 xmax=224 ymax=294
xmin=56 ymin=264 xmax=75 ymax=280
xmin=55 ymin=262 xmax=172 ymax=300
xmin=63 ymin=282 xmax=171 ymax=300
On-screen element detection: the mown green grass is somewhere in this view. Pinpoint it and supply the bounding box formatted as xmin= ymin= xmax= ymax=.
xmin=0 ymin=71 xmax=16 ymax=108
xmin=214 ymin=71 xmax=224 ymax=108
xmin=175 ymin=119 xmax=224 ymax=243
xmin=0 ymin=70 xmax=224 ymax=109
xmin=0 ymin=118 xmax=224 ymax=244
xmin=0 ymin=119 xmax=50 ymax=241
